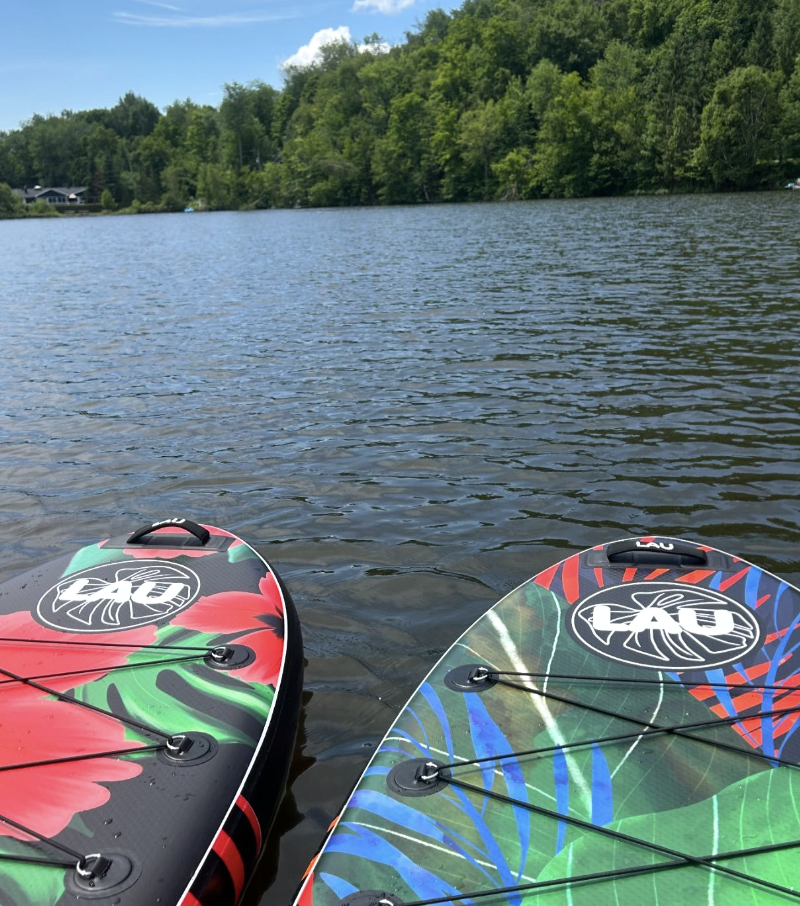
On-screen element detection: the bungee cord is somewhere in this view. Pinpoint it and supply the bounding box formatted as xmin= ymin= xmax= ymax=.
xmin=0 ymin=640 xmax=229 ymax=876
xmin=382 ymin=665 xmax=800 ymax=905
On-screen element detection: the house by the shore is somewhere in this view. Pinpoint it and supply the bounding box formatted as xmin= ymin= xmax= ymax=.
xmin=13 ymin=186 xmax=87 ymax=206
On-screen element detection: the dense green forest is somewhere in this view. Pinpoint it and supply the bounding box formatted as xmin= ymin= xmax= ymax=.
xmin=2 ymin=0 xmax=800 ymax=214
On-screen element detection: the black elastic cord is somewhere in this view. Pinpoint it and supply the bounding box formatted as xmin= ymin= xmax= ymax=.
xmin=0 ymin=743 xmax=164 ymax=774
xmin=437 ymin=697 xmax=800 ymax=774
xmin=0 ymin=643 xmax=213 ymax=875
xmin=0 ymin=853 xmax=73 ymax=868
xmin=444 ymin=774 xmax=800 ymax=900
xmin=0 ymin=813 xmax=86 ymax=863
xmin=399 ymin=837 xmax=800 ymax=906
xmin=413 ymin=665 xmax=800 ymax=903
xmin=490 ymin=670 xmax=795 ymax=693
xmin=494 ymin=676 xmax=800 ymax=770
xmin=0 ymin=653 xmax=206 ymax=689
xmin=0 ymin=636 xmax=212 ymax=652
xmin=0 ymin=664 xmax=173 ymax=743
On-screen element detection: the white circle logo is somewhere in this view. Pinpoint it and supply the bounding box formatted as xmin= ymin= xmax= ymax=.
xmin=37 ymin=561 xmax=201 ymax=633
xmin=569 ymin=582 xmax=762 ymax=671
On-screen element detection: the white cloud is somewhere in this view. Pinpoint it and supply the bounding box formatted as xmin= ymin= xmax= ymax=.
xmin=131 ymin=0 xmax=183 ymax=10
xmin=282 ymin=26 xmax=352 ymax=69
xmin=352 ymin=0 xmax=415 ymax=13
xmin=113 ymin=10 xmax=290 ymax=26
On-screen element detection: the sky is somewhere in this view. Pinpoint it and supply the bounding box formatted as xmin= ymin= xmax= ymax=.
xmin=0 ymin=0 xmax=460 ymax=132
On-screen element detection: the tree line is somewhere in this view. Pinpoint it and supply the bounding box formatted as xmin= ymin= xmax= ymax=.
xmin=2 ymin=0 xmax=800 ymax=216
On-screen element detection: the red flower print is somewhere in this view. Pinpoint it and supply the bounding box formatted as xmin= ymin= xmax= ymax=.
xmin=0 ymin=685 xmax=143 ymax=840
xmin=0 ymin=610 xmax=157 ymax=840
xmin=0 ymin=610 xmax=158 ymax=694
xmin=171 ymin=574 xmax=285 ymax=687
xmin=173 ymin=574 xmax=283 ymax=634
xmin=228 ymin=627 xmax=283 ymax=688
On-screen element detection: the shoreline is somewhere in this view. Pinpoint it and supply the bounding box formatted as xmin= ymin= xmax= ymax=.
xmin=3 ymin=183 xmax=798 ymax=222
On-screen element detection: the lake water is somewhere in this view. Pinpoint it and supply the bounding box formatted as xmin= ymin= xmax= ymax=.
xmin=1 ymin=193 xmax=799 ymax=902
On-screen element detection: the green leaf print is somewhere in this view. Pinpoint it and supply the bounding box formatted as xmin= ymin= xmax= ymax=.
xmin=0 ymin=844 xmax=65 ymax=906
xmin=71 ymin=626 xmax=274 ymax=748
xmin=534 ymin=767 xmax=800 ymax=906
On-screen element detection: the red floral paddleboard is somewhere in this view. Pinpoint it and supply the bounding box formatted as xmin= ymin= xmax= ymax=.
xmin=0 ymin=518 xmax=303 ymax=906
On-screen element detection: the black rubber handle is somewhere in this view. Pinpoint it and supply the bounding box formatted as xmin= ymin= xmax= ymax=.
xmin=127 ymin=518 xmax=210 ymax=546
xmin=606 ymin=538 xmax=708 ymax=566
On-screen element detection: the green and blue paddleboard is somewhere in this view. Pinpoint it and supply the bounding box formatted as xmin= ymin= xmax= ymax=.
xmin=295 ymin=536 xmax=800 ymax=906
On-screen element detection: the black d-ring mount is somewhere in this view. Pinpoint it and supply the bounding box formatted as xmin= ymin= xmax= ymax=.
xmin=387 ymin=758 xmax=450 ymax=797
xmin=127 ymin=518 xmax=211 ymax=546
xmin=205 ymin=645 xmax=256 ymax=671
xmin=66 ymin=852 xmax=142 ymax=898
xmin=444 ymin=663 xmax=497 ymax=693
xmin=157 ymin=732 xmax=218 ymax=766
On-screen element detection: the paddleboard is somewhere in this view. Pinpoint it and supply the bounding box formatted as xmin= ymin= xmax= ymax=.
xmin=0 ymin=518 xmax=302 ymax=906
xmin=294 ymin=536 xmax=800 ymax=906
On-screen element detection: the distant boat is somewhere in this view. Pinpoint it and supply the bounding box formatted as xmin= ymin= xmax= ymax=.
xmin=184 ymin=206 xmax=194 ymax=213
xmin=785 ymin=178 xmax=800 ymax=190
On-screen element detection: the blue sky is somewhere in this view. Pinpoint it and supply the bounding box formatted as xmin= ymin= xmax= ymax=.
xmin=0 ymin=0 xmax=459 ymax=132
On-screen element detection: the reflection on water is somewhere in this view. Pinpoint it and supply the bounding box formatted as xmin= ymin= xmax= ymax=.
xmin=0 ymin=193 xmax=799 ymax=902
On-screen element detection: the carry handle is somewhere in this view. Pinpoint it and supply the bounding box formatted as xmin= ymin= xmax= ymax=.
xmin=606 ymin=538 xmax=708 ymax=566
xmin=126 ymin=518 xmax=210 ymax=546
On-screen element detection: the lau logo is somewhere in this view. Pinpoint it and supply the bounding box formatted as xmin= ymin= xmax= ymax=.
xmin=590 ymin=603 xmax=734 ymax=635
xmin=37 ymin=561 xmax=201 ymax=633
xmin=569 ymin=582 xmax=762 ymax=671
xmin=635 ymin=540 xmax=674 ymax=552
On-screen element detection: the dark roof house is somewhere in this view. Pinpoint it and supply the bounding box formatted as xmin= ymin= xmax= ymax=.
xmin=13 ymin=186 xmax=87 ymax=205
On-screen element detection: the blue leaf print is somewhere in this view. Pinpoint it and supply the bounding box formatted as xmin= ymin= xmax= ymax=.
xmin=590 ymin=743 xmax=613 ymax=826
xmin=320 ymin=873 xmax=359 ymax=900
xmin=744 ymin=567 xmax=762 ymax=609
xmin=464 ymin=692 xmax=531 ymax=881
xmin=419 ymin=683 xmax=455 ymax=760
xmin=350 ymin=791 xmax=449 ymax=845
xmin=348 ymin=792 xmax=498 ymax=885
xmin=446 ymin=782 xmax=520 ymax=901
xmin=327 ymin=824 xmax=472 ymax=904
xmin=407 ymin=706 xmax=432 ymax=752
